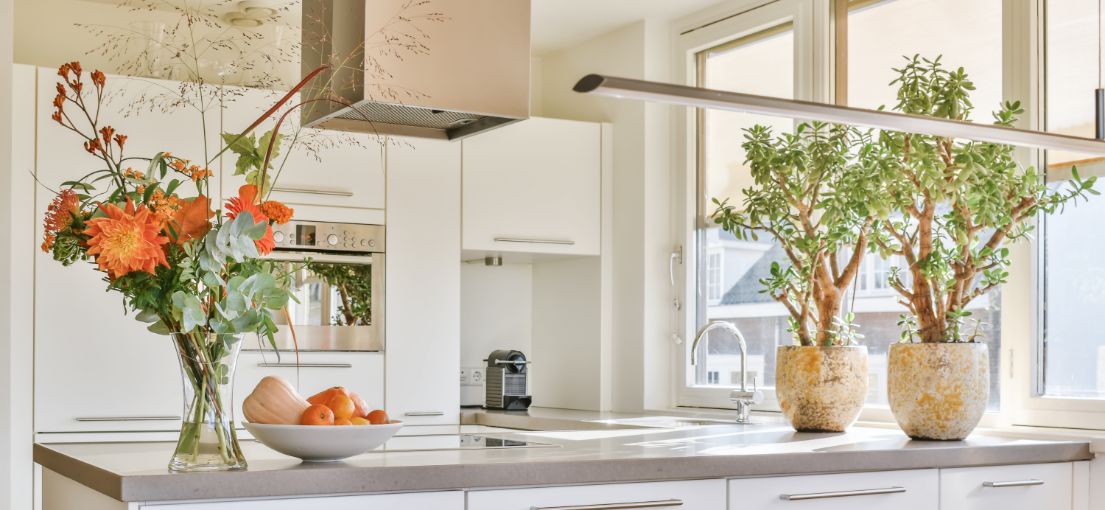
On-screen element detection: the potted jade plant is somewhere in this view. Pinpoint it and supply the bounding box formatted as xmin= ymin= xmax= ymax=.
xmin=870 ymin=56 xmax=1097 ymax=440
xmin=712 ymin=121 xmax=884 ymax=432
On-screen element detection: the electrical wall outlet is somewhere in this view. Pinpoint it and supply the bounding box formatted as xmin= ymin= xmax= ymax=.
xmin=461 ymin=367 xmax=485 ymax=387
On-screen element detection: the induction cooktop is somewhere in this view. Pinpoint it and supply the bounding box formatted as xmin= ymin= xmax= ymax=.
xmin=379 ymin=434 xmax=559 ymax=452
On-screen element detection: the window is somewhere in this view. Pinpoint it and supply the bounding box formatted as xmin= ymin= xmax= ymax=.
xmin=681 ymin=0 xmax=1006 ymax=410
xmin=692 ymin=17 xmax=796 ymax=393
xmin=1040 ymin=0 xmax=1105 ymax=399
xmin=844 ymin=0 xmax=1004 ymax=409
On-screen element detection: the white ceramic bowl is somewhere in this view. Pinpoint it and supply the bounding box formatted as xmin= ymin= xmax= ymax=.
xmin=244 ymin=421 xmax=403 ymax=462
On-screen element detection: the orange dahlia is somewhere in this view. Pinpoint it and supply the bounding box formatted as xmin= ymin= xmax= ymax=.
xmin=260 ymin=200 xmax=294 ymax=225
xmin=84 ymin=200 xmax=170 ymax=279
xmin=225 ymin=184 xmax=275 ymax=255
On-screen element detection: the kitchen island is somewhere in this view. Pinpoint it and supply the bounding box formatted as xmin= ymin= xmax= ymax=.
xmin=34 ymin=410 xmax=1096 ymax=509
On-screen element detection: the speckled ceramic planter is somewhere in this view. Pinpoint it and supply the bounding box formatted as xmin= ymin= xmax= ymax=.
xmin=888 ymin=342 xmax=989 ymax=441
xmin=775 ymin=345 xmax=868 ymax=432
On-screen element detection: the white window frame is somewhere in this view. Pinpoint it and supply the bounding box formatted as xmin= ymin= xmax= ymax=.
xmin=672 ymin=0 xmax=831 ymax=410
xmin=1006 ymin=0 xmax=1105 ymax=430
xmin=672 ymin=0 xmax=1086 ymax=429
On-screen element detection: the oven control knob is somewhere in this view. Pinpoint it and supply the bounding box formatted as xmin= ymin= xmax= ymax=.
xmin=273 ymin=231 xmax=285 ymax=243
xmin=327 ymin=234 xmax=339 ymax=246
xmin=360 ymin=239 xmax=368 ymax=247
xmin=368 ymin=239 xmax=376 ymax=248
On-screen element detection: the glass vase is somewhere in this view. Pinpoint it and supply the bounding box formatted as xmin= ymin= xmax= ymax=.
xmin=169 ymin=331 xmax=247 ymax=472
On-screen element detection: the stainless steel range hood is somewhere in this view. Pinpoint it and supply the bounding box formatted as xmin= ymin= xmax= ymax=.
xmin=301 ymin=0 xmax=531 ymax=140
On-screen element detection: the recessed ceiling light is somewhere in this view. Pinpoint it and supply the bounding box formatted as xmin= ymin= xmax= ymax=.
xmin=239 ymin=1 xmax=277 ymax=17
xmin=226 ymin=14 xmax=264 ymax=28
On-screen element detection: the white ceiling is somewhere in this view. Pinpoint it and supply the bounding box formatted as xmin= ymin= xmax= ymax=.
xmin=77 ymin=0 xmax=724 ymax=56
xmin=530 ymin=0 xmax=724 ymax=55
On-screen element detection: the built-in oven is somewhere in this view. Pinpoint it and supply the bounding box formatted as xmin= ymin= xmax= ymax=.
xmin=260 ymin=220 xmax=385 ymax=352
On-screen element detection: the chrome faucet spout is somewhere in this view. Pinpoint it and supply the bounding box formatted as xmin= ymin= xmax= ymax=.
xmin=690 ymin=321 xmax=749 ymax=392
xmin=690 ymin=321 xmax=762 ymax=424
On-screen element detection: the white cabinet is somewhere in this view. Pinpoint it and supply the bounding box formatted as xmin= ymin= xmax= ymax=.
xmin=219 ymin=86 xmax=385 ymax=223
xmin=940 ymin=462 xmax=1074 ymax=510
xmin=384 ymin=138 xmax=461 ymax=424
xmin=233 ymin=351 xmax=384 ymax=427
xmin=462 ymin=117 xmax=604 ymax=256
xmin=34 ymin=69 xmax=220 ymax=433
xmin=728 ymin=469 xmax=939 ymax=510
xmin=467 ymin=479 xmax=725 ymax=510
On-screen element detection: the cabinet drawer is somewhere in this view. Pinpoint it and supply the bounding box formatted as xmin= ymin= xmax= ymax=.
xmin=467 ymin=479 xmax=724 ymax=510
xmin=140 ymin=491 xmax=463 ymax=509
xmin=233 ymin=351 xmax=384 ymax=427
xmin=728 ymin=469 xmax=937 ymax=509
xmin=940 ymin=462 xmax=1072 ymax=510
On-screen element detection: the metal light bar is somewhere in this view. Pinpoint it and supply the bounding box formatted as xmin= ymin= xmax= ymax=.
xmin=573 ymin=74 xmax=1105 ymax=156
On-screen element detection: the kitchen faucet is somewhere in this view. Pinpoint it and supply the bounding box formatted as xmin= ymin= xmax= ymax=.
xmin=690 ymin=321 xmax=764 ymax=424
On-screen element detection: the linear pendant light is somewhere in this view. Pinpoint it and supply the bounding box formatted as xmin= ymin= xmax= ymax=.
xmin=573 ymin=74 xmax=1105 ymax=156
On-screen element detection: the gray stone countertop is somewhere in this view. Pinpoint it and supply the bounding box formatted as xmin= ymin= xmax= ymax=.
xmin=34 ymin=408 xmax=1093 ymax=503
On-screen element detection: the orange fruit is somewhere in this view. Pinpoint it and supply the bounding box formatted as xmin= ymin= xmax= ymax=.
xmin=334 ymin=418 xmax=352 ymax=426
xmin=350 ymin=417 xmax=370 ymax=426
xmin=327 ymin=394 xmax=356 ymax=420
xmin=307 ymin=386 xmax=349 ymax=406
xmin=366 ymin=409 xmax=389 ymax=425
xmin=350 ymin=392 xmax=370 ymax=418
xmin=299 ymin=404 xmax=334 ymax=426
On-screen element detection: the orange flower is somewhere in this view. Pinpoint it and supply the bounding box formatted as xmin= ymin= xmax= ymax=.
xmin=99 ymin=126 xmax=115 ymax=146
xmin=168 ymin=196 xmax=214 ymax=245
xmin=260 ymin=200 xmax=294 ymax=225
xmin=41 ymin=189 xmax=81 ymax=252
xmin=91 ymin=70 xmax=106 ymax=89
xmin=114 ymin=134 xmax=127 ymax=150
xmin=148 ymin=191 xmax=183 ymax=227
xmin=84 ymin=200 xmax=169 ymax=279
xmin=170 ymin=159 xmax=187 ymax=172
xmin=84 ymin=138 xmax=102 ymax=154
xmin=225 ymin=185 xmax=275 ymax=255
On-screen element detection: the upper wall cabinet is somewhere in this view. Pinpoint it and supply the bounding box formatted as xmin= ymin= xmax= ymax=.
xmin=462 ymin=117 xmax=606 ymax=256
xmin=220 ymin=86 xmax=385 ymax=223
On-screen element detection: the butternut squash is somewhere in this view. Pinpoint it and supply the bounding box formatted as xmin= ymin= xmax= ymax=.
xmin=243 ymin=376 xmax=310 ymax=425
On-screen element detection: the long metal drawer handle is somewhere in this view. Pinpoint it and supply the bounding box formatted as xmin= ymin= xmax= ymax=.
xmin=984 ymin=479 xmax=1045 ymax=488
xmin=257 ymin=362 xmax=353 ymax=368
xmin=272 ymin=186 xmax=354 ymax=197
xmin=532 ymin=499 xmax=683 ymax=510
xmin=76 ymin=416 xmax=181 ymax=422
xmin=403 ymin=411 xmax=445 ymax=417
xmin=780 ymin=487 xmax=906 ymax=501
xmin=494 ymin=236 xmax=576 ymax=246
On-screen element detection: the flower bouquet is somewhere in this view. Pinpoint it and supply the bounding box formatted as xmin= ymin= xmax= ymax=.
xmin=40 ymin=61 xmax=321 ymax=472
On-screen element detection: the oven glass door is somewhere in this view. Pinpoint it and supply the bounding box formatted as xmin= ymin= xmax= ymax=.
xmin=260 ymin=251 xmax=384 ymax=352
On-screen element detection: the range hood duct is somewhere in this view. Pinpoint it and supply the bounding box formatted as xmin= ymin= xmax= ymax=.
xmin=301 ymin=0 xmax=531 ymax=140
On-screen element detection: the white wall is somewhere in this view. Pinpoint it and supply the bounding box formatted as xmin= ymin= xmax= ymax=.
xmin=1 ymin=0 xmax=14 ymax=507
xmin=537 ymin=20 xmax=674 ymax=411
xmin=460 ymin=263 xmax=533 ymax=405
